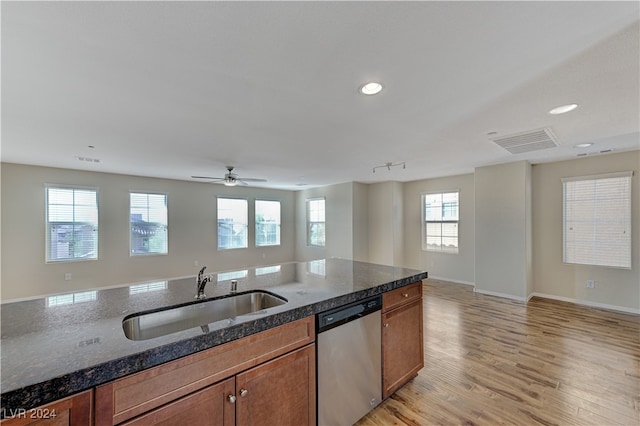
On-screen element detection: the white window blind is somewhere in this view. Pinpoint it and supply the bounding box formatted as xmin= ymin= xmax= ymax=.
xmin=130 ymin=193 xmax=168 ymax=255
xmin=563 ymin=171 xmax=632 ymax=269
xmin=46 ymin=186 xmax=98 ymax=262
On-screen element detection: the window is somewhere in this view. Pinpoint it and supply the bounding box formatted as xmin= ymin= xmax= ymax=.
xmin=255 ymin=200 xmax=281 ymax=246
xmin=218 ymin=198 xmax=248 ymax=249
xmin=130 ymin=193 xmax=168 ymax=255
xmin=563 ymin=171 xmax=632 ymax=269
xmin=46 ymin=186 xmax=98 ymax=262
xmin=307 ymin=198 xmax=325 ymax=247
xmin=422 ymin=191 xmax=459 ymax=253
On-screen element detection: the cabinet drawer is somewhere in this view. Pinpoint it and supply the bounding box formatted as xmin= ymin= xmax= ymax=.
xmin=0 ymin=390 xmax=92 ymax=426
xmin=96 ymin=316 xmax=314 ymax=425
xmin=383 ymin=281 xmax=422 ymax=312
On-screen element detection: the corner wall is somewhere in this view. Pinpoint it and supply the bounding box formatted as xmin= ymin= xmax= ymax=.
xmin=402 ymin=173 xmax=475 ymax=284
xmin=294 ymin=182 xmax=356 ymax=262
xmin=532 ymin=151 xmax=640 ymax=312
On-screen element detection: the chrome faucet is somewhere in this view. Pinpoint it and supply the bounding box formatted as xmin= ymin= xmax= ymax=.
xmin=195 ymin=266 xmax=211 ymax=300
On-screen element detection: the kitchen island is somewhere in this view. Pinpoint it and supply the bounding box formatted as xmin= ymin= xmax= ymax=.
xmin=1 ymin=259 xmax=426 ymax=424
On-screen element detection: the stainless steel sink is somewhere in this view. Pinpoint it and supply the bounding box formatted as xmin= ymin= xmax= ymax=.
xmin=123 ymin=291 xmax=287 ymax=341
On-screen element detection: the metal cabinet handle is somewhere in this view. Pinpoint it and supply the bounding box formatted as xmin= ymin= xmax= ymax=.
xmin=228 ymin=394 xmax=236 ymax=404
xmin=383 ymin=323 xmax=389 ymax=328
xmin=402 ymin=293 xmax=409 ymax=298
xmin=240 ymin=388 xmax=248 ymax=397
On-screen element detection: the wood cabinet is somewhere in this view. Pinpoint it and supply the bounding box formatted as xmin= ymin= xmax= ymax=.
xmin=95 ymin=317 xmax=315 ymax=426
xmin=236 ymin=345 xmax=316 ymax=426
xmin=121 ymin=378 xmax=235 ymax=426
xmin=382 ymin=282 xmax=424 ymax=399
xmin=0 ymin=390 xmax=92 ymax=426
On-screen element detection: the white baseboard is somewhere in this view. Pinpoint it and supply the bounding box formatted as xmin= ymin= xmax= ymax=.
xmin=528 ymin=292 xmax=640 ymax=315
xmin=473 ymin=288 xmax=527 ymax=302
xmin=427 ymin=276 xmax=475 ymax=286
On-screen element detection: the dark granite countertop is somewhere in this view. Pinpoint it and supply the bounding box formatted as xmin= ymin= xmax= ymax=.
xmin=0 ymin=258 xmax=426 ymax=413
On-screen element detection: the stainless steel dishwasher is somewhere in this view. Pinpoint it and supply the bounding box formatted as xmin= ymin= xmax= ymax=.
xmin=317 ymin=295 xmax=382 ymax=426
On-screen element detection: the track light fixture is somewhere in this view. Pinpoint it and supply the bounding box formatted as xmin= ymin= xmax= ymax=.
xmin=372 ymin=162 xmax=406 ymax=173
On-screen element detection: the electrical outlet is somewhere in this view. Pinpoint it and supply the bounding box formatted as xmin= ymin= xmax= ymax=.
xmin=586 ymin=279 xmax=595 ymax=289
xmin=65 ymin=273 xmax=72 ymax=281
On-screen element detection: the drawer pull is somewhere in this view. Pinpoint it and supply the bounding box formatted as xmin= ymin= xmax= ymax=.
xmin=384 ymin=323 xmax=389 ymax=328
xmin=402 ymin=293 xmax=409 ymax=298
xmin=228 ymin=394 xmax=237 ymax=404
xmin=240 ymin=388 xmax=248 ymax=397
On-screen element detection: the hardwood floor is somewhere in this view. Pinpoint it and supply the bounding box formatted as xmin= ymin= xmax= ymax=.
xmin=356 ymin=279 xmax=640 ymax=426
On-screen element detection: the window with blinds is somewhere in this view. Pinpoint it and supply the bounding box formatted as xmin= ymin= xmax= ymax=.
xmin=130 ymin=192 xmax=168 ymax=255
xmin=46 ymin=186 xmax=98 ymax=262
xmin=563 ymin=171 xmax=632 ymax=269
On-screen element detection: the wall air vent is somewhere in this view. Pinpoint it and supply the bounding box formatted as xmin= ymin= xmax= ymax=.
xmin=490 ymin=128 xmax=559 ymax=154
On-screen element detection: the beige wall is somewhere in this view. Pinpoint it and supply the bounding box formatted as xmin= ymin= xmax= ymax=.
xmin=532 ymin=151 xmax=640 ymax=312
xmin=475 ymin=161 xmax=531 ymax=300
xmin=294 ymin=182 xmax=356 ymax=262
xmin=4 ymin=151 xmax=638 ymax=311
xmin=1 ymin=163 xmax=295 ymax=300
xmin=367 ymin=182 xmax=404 ymax=266
xmin=402 ymin=173 xmax=475 ymax=284
xmin=352 ymin=182 xmax=369 ymax=262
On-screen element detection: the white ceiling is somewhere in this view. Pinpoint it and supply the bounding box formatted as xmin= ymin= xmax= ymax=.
xmin=2 ymin=1 xmax=639 ymax=190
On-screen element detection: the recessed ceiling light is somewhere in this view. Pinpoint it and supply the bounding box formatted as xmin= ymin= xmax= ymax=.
xmin=549 ymin=104 xmax=578 ymax=115
xmin=360 ymin=82 xmax=383 ymax=95
xmin=574 ymin=143 xmax=593 ymax=148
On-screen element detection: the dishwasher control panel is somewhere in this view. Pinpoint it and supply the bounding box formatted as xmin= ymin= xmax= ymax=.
xmin=317 ymin=295 xmax=382 ymax=333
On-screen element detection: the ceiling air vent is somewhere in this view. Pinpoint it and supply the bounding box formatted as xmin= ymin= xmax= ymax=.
xmin=491 ymin=128 xmax=559 ymax=154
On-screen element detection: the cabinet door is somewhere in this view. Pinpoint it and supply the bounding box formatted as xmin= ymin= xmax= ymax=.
xmin=382 ymin=298 xmax=424 ymax=398
xmin=121 ymin=378 xmax=235 ymax=426
xmin=236 ymin=344 xmax=316 ymax=426
xmin=0 ymin=390 xmax=92 ymax=426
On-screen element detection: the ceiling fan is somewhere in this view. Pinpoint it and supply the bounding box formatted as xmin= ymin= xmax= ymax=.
xmin=191 ymin=166 xmax=267 ymax=187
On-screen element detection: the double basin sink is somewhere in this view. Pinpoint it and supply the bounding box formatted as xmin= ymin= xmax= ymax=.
xmin=123 ymin=291 xmax=287 ymax=341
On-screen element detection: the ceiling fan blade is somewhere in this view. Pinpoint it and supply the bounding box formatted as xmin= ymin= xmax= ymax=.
xmin=239 ymin=178 xmax=267 ymax=182
xmin=191 ymin=175 xmax=223 ymax=180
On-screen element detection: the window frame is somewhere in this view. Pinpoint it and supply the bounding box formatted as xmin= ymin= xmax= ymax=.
xmin=421 ymin=190 xmax=459 ymax=254
xmin=255 ymin=199 xmax=281 ymax=247
xmin=129 ymin=191 xmax=169 ymax=257
xmin=562 ymin=171 xmax=632 ymax=269
xmin=306 ymin=197 xmax=326 ymax=247
xmin=45 ymin=184 xmax=99 ymax=263
xmin=217 ymin=197 xmax=249 ymax=250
